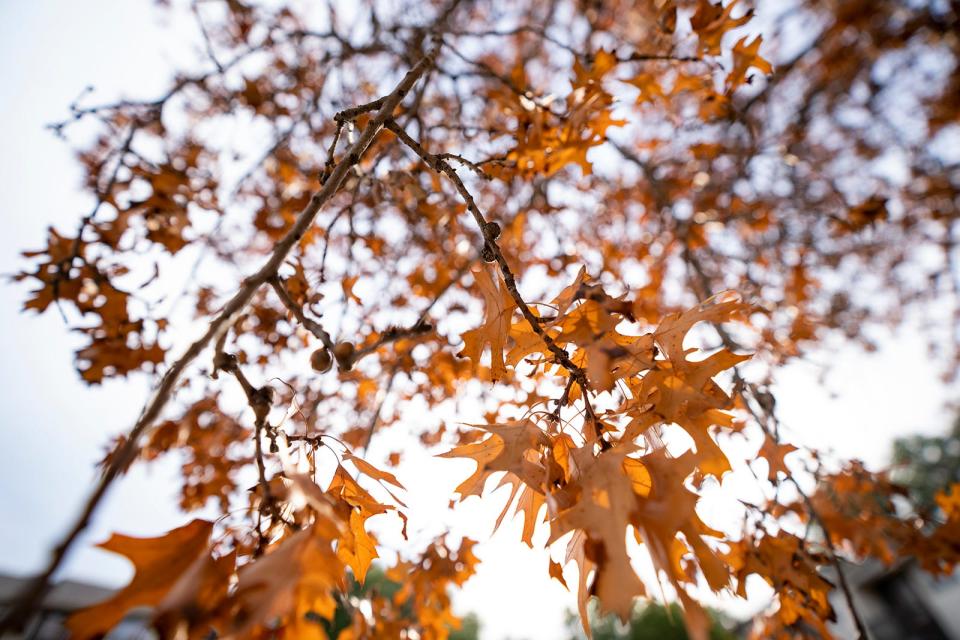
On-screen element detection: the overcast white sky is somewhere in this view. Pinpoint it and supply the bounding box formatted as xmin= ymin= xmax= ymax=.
xmin=1 ymin=2 xmax=957 ymax=639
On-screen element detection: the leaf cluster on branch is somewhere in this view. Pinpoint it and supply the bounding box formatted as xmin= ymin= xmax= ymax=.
xmin=6 ymin=0 xmax=960 ymax=638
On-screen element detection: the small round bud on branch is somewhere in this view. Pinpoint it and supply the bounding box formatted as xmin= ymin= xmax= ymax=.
xmin=250 ymin=385 xmax=274 ymax=425
xmin=333 ymin=341 xmax=356 ymax=371
xmin=310 ymin=347 xmax=333 ymax=373
xmin=212 ymin=351 xmax=238 ymax=376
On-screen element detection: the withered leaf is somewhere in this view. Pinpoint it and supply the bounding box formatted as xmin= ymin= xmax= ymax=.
xmin=66 ymin=520 xmax=217 ymax=640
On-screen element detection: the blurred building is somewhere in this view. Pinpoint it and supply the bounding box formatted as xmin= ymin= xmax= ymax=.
xmin=0 ymin=574 xmax=151 ymax=640
xmin=828 ymin=560 xmax=960 ymax=640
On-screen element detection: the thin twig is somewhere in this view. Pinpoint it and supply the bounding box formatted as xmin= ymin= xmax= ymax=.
xmin=270 ymin=276 xmax=337 ymax=352
xmin=362 ymin=364 xmax=400 ymax=453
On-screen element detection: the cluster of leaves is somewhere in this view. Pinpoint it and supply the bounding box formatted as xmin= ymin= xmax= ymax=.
xmin=323 ymin=568 xmax=480 ymax=640
xmin=7 ymin=0 xmax=960 ymax=639
xmin=66 ymin=452 xmax=478 ymax=640
xmin=739 ymin=470 xmax=960 ymax=638
xmin=443 ymin=285 xmax=747 ymax=637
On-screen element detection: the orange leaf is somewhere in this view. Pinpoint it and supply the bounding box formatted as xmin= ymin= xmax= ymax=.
xmin=726 ymin=35 xmax=772 ymax=92
xmin=458 ymin=265 xmax=516 ymax=380
xmin=66 ymin=520 xmax=216 ymax=640
xmin=548 ymin=559 xmax=569 ymax=589
xmin=759 ymin=435 xmax=798 ymax=483
xmin=230 ymin=524 xmax=344 ymax=638
xmin=438 ymin=419 xmax=552 ymax=499
xmin=338 ymin=509 xmax=379 ymax=583
xmin=344 ymin=452 xmax=406 ymax=490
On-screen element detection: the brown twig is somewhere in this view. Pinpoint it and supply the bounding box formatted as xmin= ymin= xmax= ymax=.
xmin=551 ymin=375 xmax=577 ymax=421
xmin=214 ymin=352 xmax=279 ymax=539
xmin=362 ymin=364 xmax=400 ymax=453
xmin=270 ymin=276 xmax=337 ymax=352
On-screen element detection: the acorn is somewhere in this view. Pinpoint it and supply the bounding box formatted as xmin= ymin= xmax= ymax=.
xmin=483 ymin=221 xmax=502 ymax=239
xmin=310 ymin=347 xmax=333 ymax=373
xmin=333 ymin=341 xmax=356 ymax=370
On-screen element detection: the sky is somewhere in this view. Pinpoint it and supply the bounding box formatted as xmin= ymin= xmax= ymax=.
xmin=0 ymin=2 xmax=958 ymax=640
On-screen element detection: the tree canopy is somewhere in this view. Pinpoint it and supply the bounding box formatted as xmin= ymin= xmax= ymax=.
xmin=4 ymin=0 xmax=960 ymax=639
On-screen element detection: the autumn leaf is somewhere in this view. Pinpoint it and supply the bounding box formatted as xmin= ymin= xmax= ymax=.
xmin=936 ymin=483 xmax=960 ymax=520
xmin=341 ymin=274 xmax=364 ymax=305
xmin=154 ymin=549 xmax=236 ymax=639
xmin=338 ymin=509 xmax=379 ymax=584
xmin=230 ymin=524 xmax=345 ymax=638
xmin=571 ymin=49 xmax=619 ymax=93
xmin=439 ymin=419 xmax=552 ymax=499
xmin=631 ymin=293 xmax=750 ymax=475
xmin=727 ymin=533 xmax=835 ymax=639
xmin=726 ymin=35 xmax=773 ymax=92
xmin=495 ymin=50 xmax=625 ymax=177
xmin=691 ymin=0 xmax=753 ymax=55
xmin=386 ymin=537 xmax=481 ymax=639
xmin=66 ymin=520 xmax=218 ymax=640
xmin=458 ymin=265 xmax=516 ymax=380
xmin=625 ymin=72 xmax=665 ymax=104
xmin=344 ymin=451 xmax=406 ymax=490
xmin=844 ymin=196 xmax=889 ymax=231
xmin=759 ymin=434 xmax=798 ymax=483
xmin=548 ymin=442 xmax=650 ymax=622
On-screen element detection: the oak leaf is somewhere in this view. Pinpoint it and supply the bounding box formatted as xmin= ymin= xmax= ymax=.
xmin=726 ymin=35 xmax=773 ymax=92
xmin=230 ymin=524 xmax=345 ymax=639
xmin=66 ymin=519 xmax=218 ymax=640
xmin=691 ymin=0 xmax=753 ymax=55
xmin=548 ymin=442 xmax=649 ymax=622
xmin=439 ymin=419 xmax=552 ymax=499
xmin=458 ymin=265 xmax=516 ymax=380
xmin=758 ymin=435 xmax=798 ymax=483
